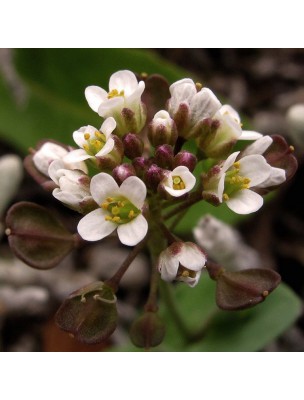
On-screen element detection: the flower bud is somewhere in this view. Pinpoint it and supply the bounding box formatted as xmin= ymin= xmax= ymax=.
xmin=132 ymin=156 xmax=153 ymax=179
xmin=154 ymin=144 xmax=174 ymax=169
xmin=112 ymin=163 xmax=136 ymax=185
xmin=55 ymin=281 xmax=117 ymax=344
xmin=173 ymin=150 xmax=197 ymax=172
xmin=145 ymin=164 xmax=164 ymax=191
xmin=148 ymin=110 xmax=177 ymax=147
xmin=122 ymin=133 xmax=144 ymax=159
xmin=129 ymin=312 xmax=166 ymax=349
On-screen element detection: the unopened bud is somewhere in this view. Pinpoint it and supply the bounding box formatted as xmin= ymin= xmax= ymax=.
xmin=132 ymin=157 xmax=151 ymax=179
xmin=154 ymin=144 xmax=174 ymax=169
xmin=112 ymin=163 xmax=136 ymax=185
xmin=119 ymin=104 xmax=147 ymax=135
xmin=174 ymin=150 xmax=197 ymax=172
xmin=145 ymin=164 xmax=164 ymax=190
xmin=129 ymin=312 xmax=166 ymax=349
xmin=123 ymin=133 xmax=144 ymax=159
xmin=148 ymin=110 xmax=177 ymax=147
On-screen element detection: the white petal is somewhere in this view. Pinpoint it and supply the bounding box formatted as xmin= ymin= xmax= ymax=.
xmin=227 ymin=189 xmax=263 ymax=214
xmin=219 ymin=105 xmax=240 ymax=123
xmin=159 ymin=254 xmax=179 ymax=282
xmin=117 ymin=215 xmax=148 ymax=246
xmin=257 ymin=167 xmax=286 ymax=188
xmin=178 ymin=270 xmax=202 ymax=287
xmin=239 ymin=130 xmax=263 ymax=140
xmin=48 ymin=159 xmax=65 ymax=184
xmin=127 ymin=80 xmax=145 ymax=105
xmin=73 ymin=128 xmax=86 ymax=148
xmin=52 ymin=188 xmax=80 ymax=207
xmin=85 ymin=86 xmax=107 ymax=113
xmin=169 ymin=78 xmax=195 ymax=94
xmin=109 ymin=70 xmax=138 ymax=95
xmin=64 ymin=149 xmax=92 ymax=163
xmin=77 ymin=208 xmax=116 ymax=241
xmin=119 ymin=176 xmax=147 ymax=208
xmin=90 ymin=173 xmax=120 ymax=204
xmin=239 ymin=154 xmax=271 ymax=186
xmin=217 ymin=172 xmax=226 ymax=201
xmin=222 ymin=151 xmax=239 ymax=173
xmin=95 ymin=137 xmax=115 ymax=157
xmin=33 ymin=142 xmax=67 ymax=176
xmin=242 ymin=135 xmax=273 ymax=156
xmin=100 ymin=117 xmax=116 ymax=138
xmin=98 ymin=97 xmax=124 ymax=117
xmin=178 ymin=243 xmax=206 ymax=271
xmin=164 ymin=186 xmax=190 ymax=197
xmin=190 ymin=88 xmax=221 ymax=120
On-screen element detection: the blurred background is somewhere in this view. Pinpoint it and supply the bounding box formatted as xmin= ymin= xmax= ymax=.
xmin=0 ymin=48 xmax=304 ymax=352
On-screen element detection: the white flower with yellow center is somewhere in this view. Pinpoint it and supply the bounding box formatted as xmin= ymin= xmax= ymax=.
xmin=157 ymin=242 xmax=206 ymax=287
xmin=64 ymin=118 xmax=116 ymax=164
xmin=85 ymin=70 xmax=146 ymax=134
xmin=241 ymin=135 xmax=286 ymax=188
xmin=216 ymin=151 xmax=272 ymax=214
xmin=33 ymin=142 xmax=88 ymax=177
xmin=77 ymin=173 xmax=148 ymax=246
xmin=48 ymin=159 xmax=93 ymax=213
xmin=162 ymin=166 xmax=196 ymax=197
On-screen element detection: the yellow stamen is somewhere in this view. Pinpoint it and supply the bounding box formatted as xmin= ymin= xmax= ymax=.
xmin=105 ymin=215 xmax=112 ymax=221
xmin=128 ymin=210 xmax=135 ymax=219
xmin=181 ymin=270 xmax=190 ymax=277
xmin=107 ymin=89 xmax=125 ymax=99
xmin=84 ymin=133 xmax=90 ymax=140
xmin=233 ymin=161 xmax=240 ymax=169
xmin=106 ymin=197 xmax=113 ymax=202
xmin=112 ymin=216 xmax=121 ymax=223
xmin=289 ymin=145 xmax=295 ymax=152
xmin=195 ymin=82 xmax=202 ymax=91
xmin=223 ymin=193 xmax=229 ymax=201
xmin=101 ymin=202 xmax=109 ymax=210
xmin=172 ymin=176 xmax=186 ymax=190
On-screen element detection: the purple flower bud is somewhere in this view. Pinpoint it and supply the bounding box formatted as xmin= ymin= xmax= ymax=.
xmin=145 ymin=164 xmax=164 ymax=190
xmin=132 ymin=157 xmax=151 ymax=179
xmin=174 ymin=150 xmax=197 ymax=172
xmin=123 ymin=133 xmax=144 ymax=159
xmin=148 ymin=110 xmax=178 ymax=147
xmin=154 ymin=144 xmax=174 ymax=169
xmin=112 ymin=163 xmax=136 ymax=185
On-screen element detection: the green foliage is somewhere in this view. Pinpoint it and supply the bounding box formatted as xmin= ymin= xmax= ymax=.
xmin=0 ymin=49 xmax=187 ymax=152
xmin=112 ymin=278 xmax=301 ymax=352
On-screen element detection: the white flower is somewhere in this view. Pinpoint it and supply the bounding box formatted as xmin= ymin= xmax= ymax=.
xmin=63 ymin=118 xmax=116 ymax=164
xmin=33 ymin=142 xmax=88 ymax=177
xmin=193 ymin=215 xmax=261 ymax=271
xmin=168 ymin=78 xmax=221 ymax=137
xmin=85 ymin=70 xmax=146 ymax=134
xmin=219 ymin=152 xmax=272 ymax=214
xmin=215 ymin=104 xmax=262 ymax=141
xmin=48 ymin=159 xmax=93 ymax=213
xmin=157 ymin=242 xmax=206 ymax=287
xmin=162 ymin=166 xmax=196 ymax=197
xmin=241 ymin=135 xmax=286 ymax=188
xmin=77 ymin=173 xmax=148 ymax=246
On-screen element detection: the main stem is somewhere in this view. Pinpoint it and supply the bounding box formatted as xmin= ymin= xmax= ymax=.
xmin=105 ymin=236 xmax=148 ymax=292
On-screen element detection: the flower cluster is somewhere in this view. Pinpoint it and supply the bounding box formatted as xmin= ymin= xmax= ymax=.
xmin=9 ymin=69 xmax=297 ymax=347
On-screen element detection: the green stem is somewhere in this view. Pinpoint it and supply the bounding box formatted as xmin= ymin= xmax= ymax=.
xmin=168 ymin=208 xmax=188 ymax=231
xmin=160 ymin=281 xmax=192 ymax=341
xmin=163 ymin=191 xmax=202 ymax=220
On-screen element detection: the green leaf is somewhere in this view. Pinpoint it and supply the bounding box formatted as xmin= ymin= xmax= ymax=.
xmin=159 ymin=276 xmax=302 ymax=351
xmin=0 ymin=49 xmax=188 ymax=152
